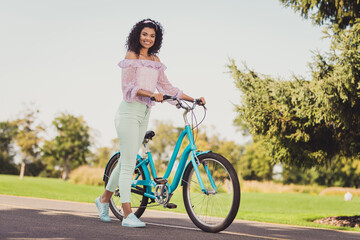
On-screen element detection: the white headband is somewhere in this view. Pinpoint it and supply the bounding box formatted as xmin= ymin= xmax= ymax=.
xmin=143 ymin=20 xmax=158 ymax=30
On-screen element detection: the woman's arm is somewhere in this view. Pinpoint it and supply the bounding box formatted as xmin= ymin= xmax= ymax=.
xmin=153 ymin=56 xmax=206 ymax=104
xmin=137 ymin=90 xmax=205 ymax=104
xmin=181 ymin=93 xmax=206 ymax=105
xmin=137 ymin=89 xmax=164 ymax=102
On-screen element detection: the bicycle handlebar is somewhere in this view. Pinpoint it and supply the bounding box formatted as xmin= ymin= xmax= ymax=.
xmin=151 ymin=95 xmax=206 ymax=128
xmin=150 ymin=95 xmax=205 ymax=109
xmin=150 ymin=95 xmax=176 ymax=101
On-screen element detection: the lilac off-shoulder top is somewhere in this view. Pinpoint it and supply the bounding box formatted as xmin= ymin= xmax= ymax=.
xmin=118 ymin=59 xmax=183 ymax=107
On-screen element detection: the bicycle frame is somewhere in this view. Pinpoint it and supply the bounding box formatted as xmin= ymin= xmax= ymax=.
xmin=104 ymin=97 xmax=240 ymax=233
xmin=132 ymin=123 xmax=214 ymax=201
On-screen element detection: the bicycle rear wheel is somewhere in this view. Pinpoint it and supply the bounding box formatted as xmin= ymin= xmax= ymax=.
xmin=182 ymin=152 xmax=241 ymax=232
xmin=104 ymin=153 xmax=148 ymax=221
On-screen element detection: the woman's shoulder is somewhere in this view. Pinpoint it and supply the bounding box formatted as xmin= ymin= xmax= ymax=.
xmin=118 ymin=55 xmax=166 ymax=71
xmin=125 ymin=51 xmax=138 ymax=60
xmin=153 ymin=55 xmax=160 ymax=62
xmin=123 ymin=51 xmax=160 ymax=62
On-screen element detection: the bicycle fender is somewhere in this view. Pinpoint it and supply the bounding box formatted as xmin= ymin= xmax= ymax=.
xmin=180 ymin=151 xmax=211 ymax=186
xmin=196 ymin=150 xmax=212 ymax=156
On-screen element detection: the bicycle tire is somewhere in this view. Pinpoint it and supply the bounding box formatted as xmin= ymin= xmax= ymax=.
xmin=104 ymin=153 xmax=149 ymax=221
xmin=182 ymin=152 xmax=241 ymax=233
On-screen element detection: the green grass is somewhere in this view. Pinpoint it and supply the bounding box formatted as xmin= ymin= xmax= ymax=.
xmin=239 ymin=192 xmax=360 ymax=231
xmin=0 ymin=174 xmax=104 ymax=203
xmin=1 ymin=174 xmax=359 ymax=232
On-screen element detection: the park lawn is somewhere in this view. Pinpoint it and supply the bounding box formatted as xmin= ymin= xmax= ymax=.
xmin=0 ymin=174 xmax=104 ymax=203
xmin=1 ymin=174 xmax=359 ymax=232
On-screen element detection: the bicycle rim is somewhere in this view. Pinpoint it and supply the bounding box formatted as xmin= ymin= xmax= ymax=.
xmin=184 ymin=156 xmax=240 ymax=231
xmin=106 ymin=158 xmax=148 ymax=220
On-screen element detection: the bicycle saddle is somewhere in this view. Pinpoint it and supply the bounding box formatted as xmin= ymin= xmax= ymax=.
xmin=144 ymin=130 xmax=155 ymax=140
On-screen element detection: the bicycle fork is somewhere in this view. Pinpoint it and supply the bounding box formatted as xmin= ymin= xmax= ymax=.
xmin=184 ymin=121 xmax=218 ymax=195
xmin=190 ymin=151 xmax=218 ymax=195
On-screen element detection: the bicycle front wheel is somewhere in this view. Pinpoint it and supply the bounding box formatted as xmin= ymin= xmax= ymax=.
xmin=182 ymin=152 xmax=240 ymax=233
xmin=104 ymin=153 xmax=149 ymax=221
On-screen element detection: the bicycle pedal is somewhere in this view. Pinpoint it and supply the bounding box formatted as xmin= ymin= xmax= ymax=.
xmin=165 ymin=203 xmax=177 ymax=209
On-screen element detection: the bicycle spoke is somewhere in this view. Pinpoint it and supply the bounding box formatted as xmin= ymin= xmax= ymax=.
xmin=194 ymin=194 xmax=206 ymax=207
xmin=184 ymin=154 xmax=240 ymax=231
xmin=189 ymin=179 xmax=204 ymax=191
xmin=106 ymin=157 xmax=149 ymax=220
xmin=212 ymin=196 xmax=220 ymax=218
xmin=212 ymin=194 xmax=224 ymax=218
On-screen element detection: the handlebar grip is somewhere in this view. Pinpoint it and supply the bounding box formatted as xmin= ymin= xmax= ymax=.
xmin=150 ymin=95 xmax=174 ymax=101
xmin=195 ymin=99 xmax=204 ymax=105
xmin=163 ymin=95 xmax=173 ymax=100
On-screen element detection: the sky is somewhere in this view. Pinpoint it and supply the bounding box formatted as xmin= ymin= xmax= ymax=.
xmin=0 ymin=0 xmax=331 ymax=149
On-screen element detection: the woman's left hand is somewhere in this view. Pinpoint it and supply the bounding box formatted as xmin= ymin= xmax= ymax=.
xmin=197 ymin=97 xmax=206 ymax=105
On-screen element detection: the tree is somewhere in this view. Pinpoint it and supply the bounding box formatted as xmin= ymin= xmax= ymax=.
xmin=0 ymin=121 xmax=18 ymax=174
xmin=239 ymin=138 xmax=274 ymax=181
xmin=311 ymin=156 xmax=360 ymax=187
xmin=192 ymin=128 xmax=244 ymax=173
xmin=281 ymin=156 xmax=360 ymax=187
xmin=148 ymin=120 xmax=244 ymax=178
xmin=149 ymin=120 xmax=180 ymax=171
xmin=90 ymin=138 xmax=119 ymax=168
xmin=280 ymin=0 xmax=360 ymax=29
xmin=42 ymin=113 xmax=91 ymax=180
xmin=228 ymin=20 xmax=360 ymax=168
xmin=281 ymin=164 xmax=319 ymax=185
xmin=14 ymin=106 xmax=44 ymax=179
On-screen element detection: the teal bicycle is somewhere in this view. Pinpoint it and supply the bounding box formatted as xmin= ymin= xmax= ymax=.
xmin=103 ymin=96 xmax=240 ymax=233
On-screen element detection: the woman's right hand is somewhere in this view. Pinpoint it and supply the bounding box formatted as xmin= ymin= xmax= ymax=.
xmin=151 ymin=93 xmax=164 ymax=102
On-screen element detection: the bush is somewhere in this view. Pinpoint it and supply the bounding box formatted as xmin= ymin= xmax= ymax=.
xmin=319 ymin=187 xmax=360 ymax=197
xmin=242 ymin=180 xmax=324 ymax=195
xmin=38 ymin=168 xmax=62 ymax=178
xmin=0 ymin=161 xmax=18 ymax=175
xmin=69 ymin=165 xmax=104 ymax=186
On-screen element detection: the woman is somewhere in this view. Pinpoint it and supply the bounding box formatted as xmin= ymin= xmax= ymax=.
xmin=95 ymin=19 xmax=206 ymax=228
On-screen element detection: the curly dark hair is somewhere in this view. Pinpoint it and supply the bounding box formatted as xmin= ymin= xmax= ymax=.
xmin=126 ymin=18 xmax=164 ymax=56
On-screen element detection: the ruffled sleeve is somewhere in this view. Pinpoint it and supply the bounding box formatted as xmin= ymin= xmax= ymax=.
xmin=156 ymin=71 xmax=183 ymax=98
xmin=118 ymin=59 xmax=167 ymax=71
xmin=117 ymin=59 xmax=179 ymax=106
xmin=121 ymin=67 xmax=139 ymax=102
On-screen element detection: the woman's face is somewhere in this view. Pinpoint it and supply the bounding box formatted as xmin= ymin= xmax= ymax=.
xmin=139 ymin=27 xmax=156 ymax=50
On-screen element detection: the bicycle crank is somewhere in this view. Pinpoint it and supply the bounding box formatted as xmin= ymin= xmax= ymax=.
xmin=154 ymin=183 xmax=169 ymax=205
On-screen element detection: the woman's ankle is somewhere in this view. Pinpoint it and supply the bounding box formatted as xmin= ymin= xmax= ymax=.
xmin=100 ymin=195 xmax=110 ymax=203
xmin=122 ymin=203 xmax=132 ymax=218
xmin=100 ymin=190 xmax=113 ymax=203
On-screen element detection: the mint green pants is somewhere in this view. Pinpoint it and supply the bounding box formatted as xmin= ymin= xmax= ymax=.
xmin=106 ymin=101 xmax=150 ymax=203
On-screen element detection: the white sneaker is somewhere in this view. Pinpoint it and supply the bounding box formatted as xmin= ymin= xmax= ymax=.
xmin=95 ymin=197 xmax=111 ymax=223
xmin=122 ymin=213 xmax=146 ymax=228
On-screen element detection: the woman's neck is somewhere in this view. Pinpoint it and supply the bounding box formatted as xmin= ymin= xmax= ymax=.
xmin=138 ymin=49 xmax=154 ymax=61
xmin=139 ymin=49 xmax=149 ymax=57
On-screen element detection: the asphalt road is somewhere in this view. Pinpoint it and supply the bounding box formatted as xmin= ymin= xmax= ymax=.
xmin=0 ymin=195 xmax=359 ymax=240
